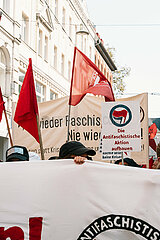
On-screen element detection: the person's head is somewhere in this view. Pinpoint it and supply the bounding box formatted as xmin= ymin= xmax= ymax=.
xmin=115 ymin=158 xmax=141 ymax=168
xmin=48 ymin=156 xmax=59 ymax=160
xmin=6 ymin=145 xmax=29 ymax=162
xmin=59 ymin=141 xmax=96 ymax=160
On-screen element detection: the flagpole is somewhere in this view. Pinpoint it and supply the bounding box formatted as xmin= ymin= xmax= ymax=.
xmin=4 ymin=109 xmax=13 ymax=147
xmin=67 ymin=104 xmax=71 ymax=142
xmin=67 ymin=47 xmax=76 ymax=142
xmin=121 ymin=152 xmax=124 ymax=165
xmin=36 ymin=114 xmax=44 ymax=160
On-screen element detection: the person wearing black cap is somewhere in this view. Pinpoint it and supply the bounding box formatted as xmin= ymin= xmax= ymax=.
xmin=6 ymin=145 xmax=29 ymax=162
xmin=115 ymin=158 xmax=141 ymax=168
xmin=59 ymin=141 xmax=96 ymax=164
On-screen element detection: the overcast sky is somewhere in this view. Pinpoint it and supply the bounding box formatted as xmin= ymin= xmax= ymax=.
xmin=86 ymin=0 xmax=160 ymax=117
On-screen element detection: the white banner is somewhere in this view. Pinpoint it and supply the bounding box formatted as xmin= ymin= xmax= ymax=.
xmin=0 ymin=161 xmax=159 ymax=239
xmin=12 ymin=96 xmax=103 ymax=161
xmin=118 ymin=93 xmax=149 ymax=166
xmin=12 ymin=93 xmax=148 ymax=164
xmin=101 ymin=100 xmax=141 ymax=153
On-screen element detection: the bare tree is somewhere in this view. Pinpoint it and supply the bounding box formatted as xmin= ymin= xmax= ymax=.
xmin=107 ymin=46 xmax=131 ymax=95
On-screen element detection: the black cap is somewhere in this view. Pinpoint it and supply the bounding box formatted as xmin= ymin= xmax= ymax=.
xmin=115 ymin=158 xmax=141 ymax=167
xmin=6 ymin=145 xmax=29 ymax=162
xmin=59 ymin=141 xmax=96 ymax=158
xmin=48 ymin=156 xmax=60 ymax=160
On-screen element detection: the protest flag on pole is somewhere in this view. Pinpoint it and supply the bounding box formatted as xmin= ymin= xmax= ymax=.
xmin=0 ymin=87 xmax=13 ymax=146
xmin=14 ymin=58 xmax=44 ymax=159
xmin=69 ymin=47 xmax=115 ymax=106
xmin=67 ymin=47 xmax=115 ymax=141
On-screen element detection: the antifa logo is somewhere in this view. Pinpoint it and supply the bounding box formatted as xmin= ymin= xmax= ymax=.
xmin=77 ymin=214 xmax=160 ymax=240
xmin=89 ymin=71 xmax=100 ymax=87
xmin=110 ymin=104 xmax=132 ymax=127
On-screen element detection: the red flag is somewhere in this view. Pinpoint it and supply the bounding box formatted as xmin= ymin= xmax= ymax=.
xmin=149 ymin=123 xmax=157 ymax=139
xmin=69 ymin=47 xmax=115 ymax=106
xmin=0 ymin=87 xmax=5 ymax=122
xmin=149 ymin=138 xmax=157 ymax=152
xmin=14 ymin=58 xmax=39 ymax=143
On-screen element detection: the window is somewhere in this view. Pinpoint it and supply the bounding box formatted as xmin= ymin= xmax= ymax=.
xmin=44 ymin=36 xmax=48 ymax=61
xmin=53 ymin=45 xmax=57 ymax=69
xmin=3 ymin=0 xmax=10 ymax=14
xmin=36 ymin=81 xmax=45 ymax=102
xmin=61 ymin=54 xmax=64 ymax=76
xmin=69 ymin=17 xmax=72 ymax=38
xmin=101 ymin=64 xmax=103 ymax=73
xmin=54 ymin=0 xmax=58 ymax=18
xmin=62 ymin=8 xmax=65 ymax=29
xmin=68 ymin=61 xmax=71 ymax=81
xmin=84 ymin=38 xmax=87 ymax=53
xmin=81 ymin=35 xmax=83 ymax=51
xmin=0 ymin=49 xmax=6 ymax=94
xmin=95 ymin=55 xmax=97 ymax=65
xmin=98 ymin=60 xmax=100 ymax=69
xmin=50 ymin=90 xmax=57 ymax=100
xmin=38 ymin=29 xmax=42 ymax=56
xmin=89 ymin=47 xmax=92 ymax=59
xmin=21 ymin=13 xmax=29 ymax=43
xmin=0 ymin=49 xmax=6 ymax=65
xmin=18 ymin=71 xmax=25 ymax=93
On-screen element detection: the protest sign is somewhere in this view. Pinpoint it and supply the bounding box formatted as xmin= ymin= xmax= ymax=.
xmin=0 ymin=161 xmax=159 ymax=239
xmin=101 ymin=100 xmax=141 ymax=154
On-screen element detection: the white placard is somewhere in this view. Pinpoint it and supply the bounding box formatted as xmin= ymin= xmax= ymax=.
xmin=101 ymin=101 xmax=141 ymax=153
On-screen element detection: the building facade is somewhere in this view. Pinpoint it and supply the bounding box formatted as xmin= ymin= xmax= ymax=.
xmin=0 ymin=0 xmax=116 ymax=160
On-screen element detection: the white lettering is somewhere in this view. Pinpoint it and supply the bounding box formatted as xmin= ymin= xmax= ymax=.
xmin=114 ymin=217 xmax=121 ymax=227
xmin=106 ymin=217 xmax=113 ymax=227
xmin=94 ymin=222 xmax=100 ymax=232
xmin=100 ymin=220 xmax=108 ymax=231
xmin=142 ymin=224 xmax=149 ymax=234
xmin=86 ymin=228 xmax=94 ymax=237
xmin=122 ymin=217 xmax=130 ymax=228
xmin=134 ymin=221 xmax=141 ymax=231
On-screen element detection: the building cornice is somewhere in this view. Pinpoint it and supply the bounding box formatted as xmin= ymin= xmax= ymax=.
xmin=36 ymin=13 xmax=53 ymax=32
xmin=68 ymin=0 xmax=95 ymax=37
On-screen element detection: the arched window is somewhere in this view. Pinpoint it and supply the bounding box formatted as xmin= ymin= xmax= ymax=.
xmin=0 ymin=48 xmax=6 ymax=94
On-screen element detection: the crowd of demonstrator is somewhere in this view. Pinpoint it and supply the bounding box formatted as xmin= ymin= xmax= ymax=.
xmin=1 ymin=141 xmax=160 ymax=169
